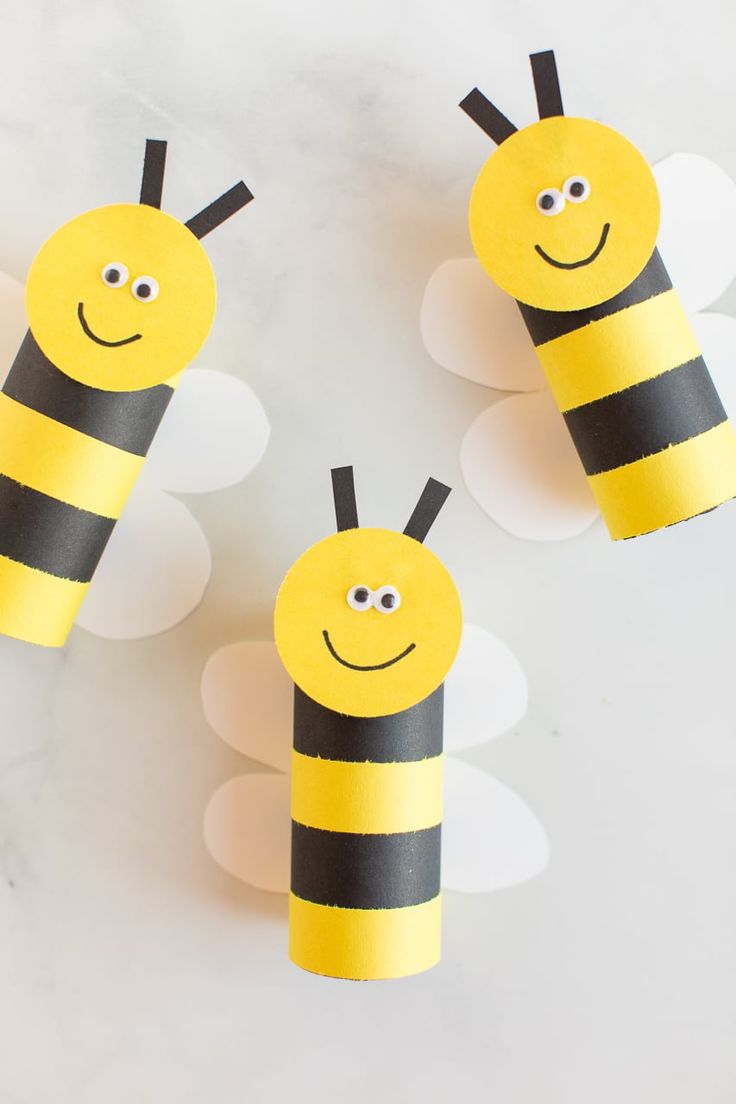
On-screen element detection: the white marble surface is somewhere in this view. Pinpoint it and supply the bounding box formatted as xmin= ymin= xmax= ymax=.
xmin=1 ymin=1 xmax=736 ymax=1100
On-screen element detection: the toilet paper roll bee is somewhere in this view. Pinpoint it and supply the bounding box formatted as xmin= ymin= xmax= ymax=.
xmin=461 ymin=50 xmax=736 ymax=540
xmin=273 ymin=466 xmax=463 ymax=980
xmin=0 ymin=140 xmax=253 ymax=646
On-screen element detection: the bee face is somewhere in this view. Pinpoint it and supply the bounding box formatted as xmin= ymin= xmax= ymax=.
xmin=26 ymin=203 xmax=216 ymax=392
xmin=274 ymin=527 xmax=463 ymax=718
xmin=469 ymin=117 xmax=660 ymax=312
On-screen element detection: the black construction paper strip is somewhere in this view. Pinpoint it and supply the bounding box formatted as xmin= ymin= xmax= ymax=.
xmin=330 ymin=465 xmax=359 ymax=531
xmin=184 ymin=181 xmax=254 ymax=239
xmin=291 ymin=822 xmax=441 ymax=909
xmin=293 ymin=684 xmax=444 ymax=763
xmin=0 ymin=474 xmax=115 ymax=582
xmin=403 ymin=477 xmax=451 ymax=543
xmin=530 ymin=50 xmax=564 ymax=118
xmin=563 ymin=357 xmax=727 ymax=475
xmin=459 ymin=88 xmax=518 ymax=145
xmin=139 ymin=139 xmax=168 ymax=208
xmin=3 ymin=332 xmax=174 ymax=457
xmin=518 ymin=250 xmax=673 ymax=346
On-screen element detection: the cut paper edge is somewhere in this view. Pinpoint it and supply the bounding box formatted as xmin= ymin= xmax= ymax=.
xmin=420 ymin=258 xmax=546 ymax=392
xmin=76 ymin=481 xmax=210 ymax=639
xmin=655 ymin=153 xmax=736 ymax=315
xmin=445 ymin=623 xmax=528 ymax=751
xmin=204 ymin=772 xmax=291 ymax=893
xmin=460 ymin=392 xmax=599 ymax=542
xmin=201 ymin=641 xmax=293 ymax=771
xmin=442 ymin=758 xmax=549 ymax=892
xmin=144 ymin=368 xmax=270 ymax=493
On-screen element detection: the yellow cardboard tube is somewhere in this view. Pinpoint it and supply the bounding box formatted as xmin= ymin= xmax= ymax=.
xmin=0 ymin=554 xmax=88 ymax=647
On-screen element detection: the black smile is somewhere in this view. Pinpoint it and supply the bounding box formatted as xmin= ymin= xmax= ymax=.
xmin=535 ymin=222 xmax=611 ymax=270
xmin=322 ymin=629 xmax=416 ymax=672
xmin=77 ymin=302 xmax=142 ymax=347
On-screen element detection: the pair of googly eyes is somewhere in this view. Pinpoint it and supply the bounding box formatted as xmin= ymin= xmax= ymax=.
xmin=536 ymin=176 xmax=591 ymax=216
xmin=101 ymin=263 xmax=159 ymax=303
xmin=347 ymin=584 xmax=401 ymax=614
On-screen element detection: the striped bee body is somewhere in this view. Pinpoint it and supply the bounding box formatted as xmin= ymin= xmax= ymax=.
xmin=518 ymin=250 xmax=736 ymax=539
xmin=289 ymin=684 xmax=444 ymax=980
xmin=0 ymin=139 xmax=252 ymax=647
xmin=0 ymin=330 xmax=176 ymax=646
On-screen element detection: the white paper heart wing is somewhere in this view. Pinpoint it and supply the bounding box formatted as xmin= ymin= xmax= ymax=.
xmin=76 ymin=481 xmax=211 ymax=639
xmin=144 ymin=368 xmax=270 ymax=493
xmin=201 ymin=641 xmax=292 ymax=771
xmin=442 ymin=757 xmax=549 ymax=892
xmin=460 ymin=391 xmax=599 ymax=541
xmin=445 ymin=624 xmax=528 ymax=752
xmin=420 ymin=258 xmax=545 ymax=392
xmin=76 ymin=369 xmax=270 ymax=640
xmin=204 ymin=772 xmax=291 ymax=893
xmin=0 ymin=272 xmax=28 ymax=387
xmin=655 ymin=153 xmax=736 ymax=314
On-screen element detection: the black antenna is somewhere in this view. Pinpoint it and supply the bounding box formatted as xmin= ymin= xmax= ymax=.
xmin=185 ymin=181 xmax=254 ymax=239
xmin=139 ymin=139 xmax=167 ymax=208
xmin=459 ymin=88 xmax=518 ymax=145
xmin=331 ymin=467 xmax=359 ymax=532
xmin=530 ymin=50 xmax=564 ymax=118
xmin=403 ymin=479 xmax=451 ymax=543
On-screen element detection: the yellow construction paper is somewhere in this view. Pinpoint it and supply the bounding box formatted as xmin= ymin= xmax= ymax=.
xmin=26 ymin=203 xmax=216 ymax=392
xmin=469 ymin=117 xmax=660 ymax=312
xmin=274 ymin=526 xmax=463 ymax=718
xmin=291 ymin=749 xmax=443 ymax=834
xmin=0 ymin=555 xmax=88 ymax=647
xmin=289 ymin=893 xmax=442 ymax=981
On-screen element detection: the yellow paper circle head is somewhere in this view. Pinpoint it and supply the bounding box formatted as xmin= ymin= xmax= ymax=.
xmin=26 ymin=203 xmax=216 ymax=391
xmin=274 ymin=527 xmax=463 ymax=718
xmin=469 ymin=116 xmax=660 ymax=311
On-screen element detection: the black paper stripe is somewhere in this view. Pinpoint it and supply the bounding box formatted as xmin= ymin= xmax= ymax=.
xmin=291 ymin=822 xmax=441 ymax=909
xmin=331 ymin=466 xmax=359 ymax=530
xmin=518 ymin=250 xmax=673 ymax=346
xmin=184 ymin=181 xmax=254 ymax=239
xmin=403 ymin=477 xmax=451 ymax=543
xmin=0 ymin=475 xmax=115 ymax=582
xmin=3 ymin=332 xmax=174 ymax=457
xmin=563 ymin=357 xmax=727 ymax=475
xmin=459 ymin=88 xmax=518 ymax=144
xmin=294 ymin=684 xmax=443 ymax=763
xmin=530 ymin=50 xmax=564 ymax=118
xmin=139 ymin=139 xmax=167 ymax=208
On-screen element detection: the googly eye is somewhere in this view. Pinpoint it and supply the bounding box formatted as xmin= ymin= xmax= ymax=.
xmin=101 ymin=262 xmax=129 ymax=288
xmin=131 ymin=275 xmax=159 ymax=303
xmin=347 ymin=585 xmax=373 ymax=611
xmin=536 ymin=189 xmax=565 ymax=216
xmin=563 ymin=176 xmax=591 ymax=203
xmin=373 ymin=585 xmax=401 ymax=614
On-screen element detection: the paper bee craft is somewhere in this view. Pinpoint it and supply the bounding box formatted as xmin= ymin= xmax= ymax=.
xmin=0 ymin=140 xmax=253 ymax=647
xmin=271 ymin=466 xmax=463 ymax=980
xmin=459 ymin=50 xmax=736 ymax=540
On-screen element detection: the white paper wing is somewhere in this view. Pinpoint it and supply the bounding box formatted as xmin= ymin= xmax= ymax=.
xmin=655 ymin=153 xmax=736 ymax=314
xmin=0 ymin=271 xmax=29 ymax=388
xmin=144 ymin=368 xmax=270 ymax=493
xmin=204 ymin=772 xmax=291 ymax=893
xmin=76 ymin=481 xmax=211 ymax=639
xmin=420 ymin=258 xmax=545 ymax=392
xmin=442 ymin=757 xmax=549 ymax=892
xmin=445 ymin=624 xmax=528 ymax=752
xmin=76 ymin=369 xmax=269 ymax=640
xmin=201 ymin=641 xmax=292 ymax=771
xmin=460 ymin=391 xmax=599 ymax=541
